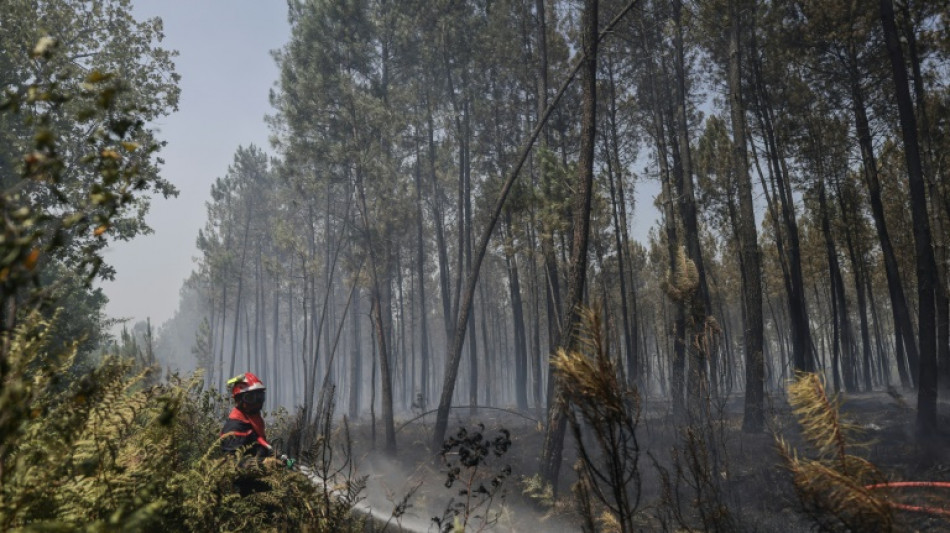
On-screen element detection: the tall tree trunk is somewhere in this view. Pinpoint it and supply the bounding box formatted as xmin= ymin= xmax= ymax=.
xmin=349 ymin=287 xmax=362 ymax=419
xmin=899 ymin=0 xmax=950 ymax=394
xmin=370 ymin=331 xmax=377 ymax=448
xmin=369 ymin=265 xmax=396 ymax=453
xmin=671 ymin=0 xmax=716 ymax=407
xmin=817 ymin=173 xmax=857 ymax=392
xmin=396 ymin=250 xmax=408 ymax=410
xmin=537 ymin=0 xmax=563 ymax=413
xmin=216 ymin=280 xmax=227 ymax=390
xmin=272 ymin=276 xmax=279 ymax=397
xmin=429 ymin=0 xmax=639 ymax=452
xmin=478 ymin=281 xmax=493 ymax=406
xmin=603 ymin=54 xmax=638 ymax=386
xmin=414 ymin=146 xmax=431 ymax=410
xmin=749 ymin=44 xmax=814 ymax=372
xmin=539 ymin=0 xmax=598 ymax=486
xmin=207 ymin=281 xmax=217 ymax=389
xmin=227 ymin=212 xmax=252 ymax=379
xmin=729 ymin=0 xmax=765 ymax=432
xmin=534 ymin=0 xmax=551 ymax=415
xmin=356 ymin=170 xmax=396 ymax=453
xmin=504 ymin=211 xmax=530 ymax=410
xmin=253 ymin=242 xmax=263 ymax=379
xmin=289 ymin=260 xmax=298 ymax=407
xmin=457 ymin=89 xmax=478 ymax=416
xmin=244 ymin=305 xmax=252 ymax=374
xmin=527 ymin=216 xmax=544 ymax=412
xmin=880 ymin=0 xmax=939 ymax=439
xmin=425 ymin=87 xmax=454 ymax=344
xmin=848 ymin=60 xmax=916 ymax=389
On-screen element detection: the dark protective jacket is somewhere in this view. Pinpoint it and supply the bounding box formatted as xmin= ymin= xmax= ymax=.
xmin=220 ymin=407 xmax=273 ymax=458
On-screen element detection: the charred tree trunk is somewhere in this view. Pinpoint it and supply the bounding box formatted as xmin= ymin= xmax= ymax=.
xmin=533 ymin=0 xmax=551 ymax=415
xmin=414 ymin=147 xmax=431 ymax=411
xmin=899 ymin=1 xmax=950 ymax=394
xmin=504 ymin=211 xmax=530 ymax=410
xmin=638 ymin=8 xmax=686 ymax=418
xmin=880 ymin=0 xmax=939 ymax=439
xmin=539 ymin=0 xmax=598 ymax=487
xmin=671 ymin=0 xmax=716 ymax=407
xmin=425 ymin=87 xmax=454 ymax=345
xmin=603 ymin=53 xmax=638 ymax=386
xmin=349 ymin=287 xmax=362 ymax=419
xmin=462 ymin=98 xmax=479 ymax=416
xmin=748 ymin=27 xmax=815 ymax=373
xmin=848 ymin=51 xmax=916 ymax=388
xmin=728 ymin=0 xmax=765 ymax=432
xmin=356 ymin=170 xmax=396 ymax=453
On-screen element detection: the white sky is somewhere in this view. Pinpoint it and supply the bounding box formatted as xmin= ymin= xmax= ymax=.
xmin=100 ymin=1 xmax=290 ymax=329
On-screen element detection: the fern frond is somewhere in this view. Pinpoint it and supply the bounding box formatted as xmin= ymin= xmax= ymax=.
xmin=787 ymin=372 xmax=850 ymax=465
xmin=779 ymin=372 xmax=892 ymax=531
xmin=2 ymin=311 xmax=362 ymax=531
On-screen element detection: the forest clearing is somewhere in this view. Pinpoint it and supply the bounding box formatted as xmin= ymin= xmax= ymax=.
xmin=3 ymin=0 xmax=950 ymax=531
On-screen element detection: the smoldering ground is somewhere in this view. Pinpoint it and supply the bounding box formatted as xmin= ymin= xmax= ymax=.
xmin=324 ymin=392 xmax=950 ymax=532
xmin=340 ymin=413 xmax=582 ymax=532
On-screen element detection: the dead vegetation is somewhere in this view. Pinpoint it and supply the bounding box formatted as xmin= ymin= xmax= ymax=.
xmin=334 ymin=309 xmax=950 ymax=532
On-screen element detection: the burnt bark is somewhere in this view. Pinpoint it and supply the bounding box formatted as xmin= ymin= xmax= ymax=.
xmin=728 ymin=0 xmax=765 ymax=432
xmin=880 ymin=0 xmax=939 ymax=439
xmin=539 ymin=0 xmax=598 ymax=486
xmin=848 ymin=58 xmax=916 ymax=388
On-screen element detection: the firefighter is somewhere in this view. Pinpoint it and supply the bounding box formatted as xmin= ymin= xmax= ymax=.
xmin=221 ymin=372 xmax=274 ymax=459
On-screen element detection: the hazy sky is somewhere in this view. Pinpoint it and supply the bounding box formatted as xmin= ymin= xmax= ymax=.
xmin=100 ymin=1 xmax=290 ymax=329
xmin=100 ymin=0 xmax=661 ymax=332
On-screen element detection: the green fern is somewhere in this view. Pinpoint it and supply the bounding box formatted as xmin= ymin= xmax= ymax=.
xmin=0 ymin=312 xmax=363 ymax=532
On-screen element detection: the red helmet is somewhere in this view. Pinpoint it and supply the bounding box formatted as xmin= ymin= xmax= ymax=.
xmin=227 ymin=372 xmax=265 ymax=398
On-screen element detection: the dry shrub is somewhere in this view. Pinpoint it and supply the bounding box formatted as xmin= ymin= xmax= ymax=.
xmin=552 ymin=306 xmax=642 ymax=533
xmin=777 ymin=372 xmax=892 ymax=532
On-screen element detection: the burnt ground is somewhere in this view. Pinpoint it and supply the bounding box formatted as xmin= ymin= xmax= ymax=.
xmin=339 ymin=391 xmax=950 ymax=532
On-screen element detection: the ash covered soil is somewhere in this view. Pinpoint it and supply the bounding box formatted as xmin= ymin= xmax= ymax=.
xmin=340 ymin=391 xmax=950 ymax=532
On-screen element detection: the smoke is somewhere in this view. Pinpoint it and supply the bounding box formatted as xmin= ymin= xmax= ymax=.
xmin=153 ymin=281 xmax=204 ymax=375
xmin=345 ymin=452 xmax=580 ymax=533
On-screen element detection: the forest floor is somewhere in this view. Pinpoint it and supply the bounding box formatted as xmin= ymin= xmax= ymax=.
xmin=341 ymin=390 xmax=950 ymax=532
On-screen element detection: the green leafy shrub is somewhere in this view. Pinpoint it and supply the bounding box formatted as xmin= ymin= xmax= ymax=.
xmin=0 ymin=30 xmax=361 ymax=533
xmin=0 ymin=312 xmax=361 ymax=532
